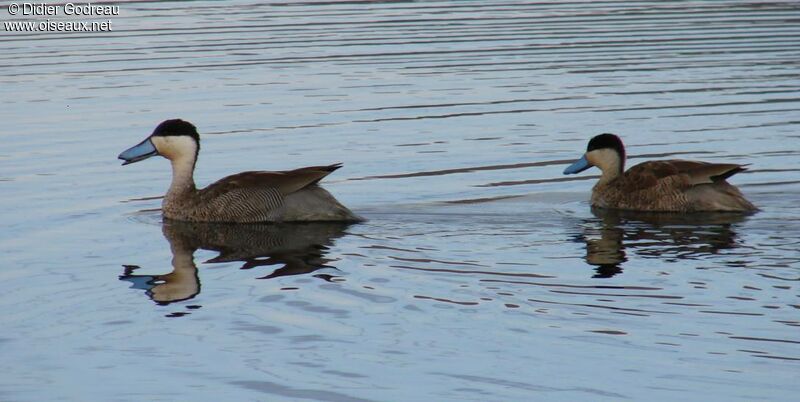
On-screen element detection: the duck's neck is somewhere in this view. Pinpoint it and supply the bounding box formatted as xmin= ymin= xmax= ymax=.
xmin=166 ymin=155 xmax=197 ymax=199
xmin=591 ymin=149 xmax=624 ymax=186
xmin=597 ymin=164 xmax=622 ymax=186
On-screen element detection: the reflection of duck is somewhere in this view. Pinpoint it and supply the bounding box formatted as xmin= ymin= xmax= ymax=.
xmin=563 ymin=133 xmax=757 ymax=212
xmin=118 ymin=119 xmax=362 ymax=222
xmin=576 ymin=207 xmax=748 ymax=278
xmin=582 ymin=217 xmax=626 ymax=279
xmin=119 ymin=220 xmax=351 ymax=304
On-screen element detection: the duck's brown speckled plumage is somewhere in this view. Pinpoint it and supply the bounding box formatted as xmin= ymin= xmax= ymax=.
xmin=590 ymin=160 xmax=755 ymax=212
xmin=162 ymin=164 xmax=360 ymax=222
xmin=564 ymin=133 xmax=757 ymax=213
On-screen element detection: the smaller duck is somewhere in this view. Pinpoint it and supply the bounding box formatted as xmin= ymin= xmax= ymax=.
xmin=563 ymin=133 xmax=757 ymax=212
xmin=119 ymin=119 xmax=362 ymax=223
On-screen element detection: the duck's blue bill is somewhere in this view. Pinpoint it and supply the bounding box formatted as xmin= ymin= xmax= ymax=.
xmin=119 ymin=137 xmax=157 ymax=165
xmin=563 ymin=154 xmax=591 ymax=174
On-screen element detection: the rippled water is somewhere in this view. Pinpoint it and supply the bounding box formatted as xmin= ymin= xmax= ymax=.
xmin=2 ymin=1 xmax=800 ymax=400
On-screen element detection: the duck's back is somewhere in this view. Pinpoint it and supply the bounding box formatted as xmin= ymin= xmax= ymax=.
xmin=593 ymin=160 xmax=756 ymax=212
xmin=165 ymin=164 xmax=362 ymax=222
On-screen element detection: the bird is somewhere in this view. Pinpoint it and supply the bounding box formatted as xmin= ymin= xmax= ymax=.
xmin=562 ymin=133 xmax=757 ymax=212
xmin=118 ymin=119 xmax=362 ymax=223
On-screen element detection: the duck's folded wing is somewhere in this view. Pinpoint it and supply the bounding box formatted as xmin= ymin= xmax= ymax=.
xmin=274 ymin=164 xmax=343 ymax=194
xmin=204 ymin=163 xmax=342 ymax=196
xmin=626 ymin=160 xmax=747 ymax=189
xmin=201 ymin=186 xmax=286 ymax=221
xmin=198 ymin=164 xmax=344 ymax=221
xmin=683 ymin=163 xmax=747 ymax=185
xmin=624 ymin=161 xmax=682 ymax=190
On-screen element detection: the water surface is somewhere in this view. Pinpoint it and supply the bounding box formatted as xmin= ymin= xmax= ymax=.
xmin=2 ymin=1 xmax=799 ymax=401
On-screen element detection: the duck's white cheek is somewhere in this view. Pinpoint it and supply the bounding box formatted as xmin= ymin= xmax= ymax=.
xmin=150 ymin=136 xmax=168 ymax=155
xmin=586 ymin=150 xmax=603 ymax=167
xmin=151 ymin=136 xmax=197 ymax=160
xmin=587 ymin=149 xmax=620 ymax=170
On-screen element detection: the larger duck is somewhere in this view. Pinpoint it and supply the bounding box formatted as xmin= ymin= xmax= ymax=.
xmin=563 ymin=133 xmax=757 ymax=212
xmin=119 ymin=119 xmax=362 ymax=222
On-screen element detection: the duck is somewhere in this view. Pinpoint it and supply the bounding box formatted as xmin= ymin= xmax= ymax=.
xmin=118 ymin=119 xmax=362 ymax=223
xmin=562 ymin=133 xmax=757 ymax=212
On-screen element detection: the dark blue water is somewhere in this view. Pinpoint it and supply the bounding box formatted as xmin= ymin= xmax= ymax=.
xmin=2 ymin=1 xmax=799 ymax=400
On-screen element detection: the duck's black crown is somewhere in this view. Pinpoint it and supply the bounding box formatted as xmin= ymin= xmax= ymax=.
xmin=152 ymin=119 xmax=200 ymax=142
xmin=587 ymin=133 xmax=625 ymax=160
